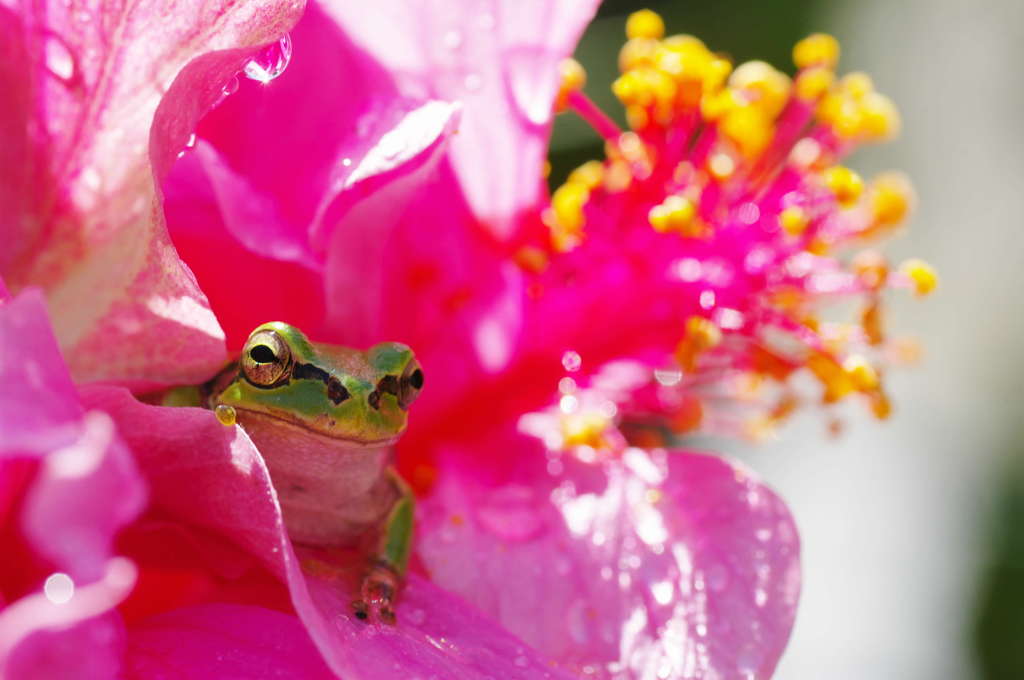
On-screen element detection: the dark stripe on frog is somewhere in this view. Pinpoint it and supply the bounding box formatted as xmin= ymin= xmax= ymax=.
xmin=290 ymin=362 xmax=350 ymax=405
xmin=367 ymin=374 xmax=400 ymax=411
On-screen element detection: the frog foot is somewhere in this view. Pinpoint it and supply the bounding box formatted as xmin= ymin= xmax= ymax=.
xmin=352 ymin=562 xmax=400 ymax=624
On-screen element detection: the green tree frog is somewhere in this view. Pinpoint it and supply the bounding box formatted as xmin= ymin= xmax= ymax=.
xmin=167 ymin=322 xmax=423 ymax=624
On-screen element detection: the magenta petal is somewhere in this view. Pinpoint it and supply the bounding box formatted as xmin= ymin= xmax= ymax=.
xmin=0 ymin=0 xmax=305 ymax=387
xmin=125 ymin=604 xmax=334 ymax=679
xmin=84 ymin=387 xmax=579 ymax=680
xmin=418 ymin=447 xmax=801 ymax=679
xmin=0 ymin=291 xmax=145 ymax=679
xmin=322 ymin=0 xmax=601 ymax=238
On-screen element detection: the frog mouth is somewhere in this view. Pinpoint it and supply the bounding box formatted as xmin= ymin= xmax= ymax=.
xmin=232 ymin=407 xmax=401 ymax=448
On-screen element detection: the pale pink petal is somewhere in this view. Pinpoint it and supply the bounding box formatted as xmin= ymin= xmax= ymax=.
xmin=0 ymin=0 xmax=305 ymax=387
xmin=125 ymin=604 xmax=334 ymax=679
xmin=83 ymin=387 xmax=579 ymax=680
xmin=0 ymin=291 xmax=145 ymax=679
xmin=418 ymin=445 xmax=802 ymax=679
xmin=321 ymin=0 xmax=601 ymax=238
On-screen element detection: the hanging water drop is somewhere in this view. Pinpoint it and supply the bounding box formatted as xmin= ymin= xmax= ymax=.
xmin=177 ymin=133 xmax=197 ymax=159
xmin=243 ymin=34 xmax=293 ymax=84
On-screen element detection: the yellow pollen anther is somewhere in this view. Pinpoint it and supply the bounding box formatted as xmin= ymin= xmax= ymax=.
xmin=779 ymin=206 xmax=810 ymax=235
xmin=676 ymin=316 xmax=722 ymax=372
xmin=562 ymin=412 xmax=612 ymax=449
xmin=214 ymin=404 xmax=237 ymax=427
xmin=900 ymin=258 xmax=938 ymax=296
xmin=868 ymin=389 xmax=892 ymax=420
xmin=556 ymin=58 xmax=587 ymax=111
xmin=843 ymin=355 xmax=880 ymax=391
xmin=859 ymin=92 xmax=901 ymax=140
xmin=649 ymin=195 xmax=697 ymax=235
xmin=823 ymin=165 xmax=864 ymax=206
xmin=568 ymin=160 xmax=604 ymax=191
xmin=619 ymin=38 xmax=659 ymax=72
xmin=626 ymin=9 xmax=665 ymax=40
xmin=729 ymin=60 xmax=792 ymax=118
xmin=720 ymin=106 xmax=772 ymax=158
xmin=839 ymin=72 xmax=874 ymax=99
xmin=794 ymin=66 xmax=835 ymax=101
xmin=861 ymin=300 xmax=885 ymax=346
xmin=793 ymin=33 xmax=840 ymax=69
xmin=807 ymin=352 xmax=855 ymax=402
xmin=869 ymin=172 xmax=914 ymax=228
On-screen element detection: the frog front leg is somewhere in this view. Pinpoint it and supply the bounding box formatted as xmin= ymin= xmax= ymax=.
xmin=353 ymin=467 xmax=414 ymax=624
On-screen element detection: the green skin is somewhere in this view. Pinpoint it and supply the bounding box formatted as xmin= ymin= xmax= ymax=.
xmin=171 ymin=322 xmax=421 ymax=623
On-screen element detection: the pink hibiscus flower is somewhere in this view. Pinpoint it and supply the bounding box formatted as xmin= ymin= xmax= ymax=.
xmin=0 ymin=1 xmax=931 ymax=678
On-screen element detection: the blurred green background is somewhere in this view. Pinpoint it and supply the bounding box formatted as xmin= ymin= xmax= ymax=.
xmin=553 ymin=1 xmax=1024 ymax=678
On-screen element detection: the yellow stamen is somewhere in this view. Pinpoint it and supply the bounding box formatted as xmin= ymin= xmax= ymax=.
xmin=861 ymin=299 xmax=885 ymax=345
xmin=807 ymin=351 xmax=855 ymax=402
xmin=562 ymin=412 xmax=612 ymax=449
xmin=619 ymin=38 xmax=660 ymax=71
xmin=675 ymin=316 xmax=722 ymax=371
xmin=719 ymin=106 xmax=772 ymax=158
xmin=900 ymin=258 xmax=938 ymax=296
xmin=729 ymin=60 xmax=791 ymax=118
xmin=843 ymin=354 xmax=880 ymax=391
xmin=794 ymin=66 xmax=835 ymax=101
xmin=556 ymin=58 xmax=587 ymax=111
xmin=823 ymin=165 xmax=864 ymax=206
xmin=779 ymin=206 xmax=810 ymax=235
xmin=568 ymin=160 xmax=604 ymax=191
xmin=626 ymin=9 xmax=665 ymax=40
xmin=868 ymin=389 xmax=892 ymax=420
xmin=868 ymin=172 xmax=914 ymax=228
xmin=793 ymin=33 xmax=840 ymax=70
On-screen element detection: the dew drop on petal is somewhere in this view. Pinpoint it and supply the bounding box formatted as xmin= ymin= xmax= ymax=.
xmin=222 ymin=76 xmax=239 ymax=97
xmin=654 ymin=368 xmax=683 ymax=386
xmin=44 ymin=573 xmax=74 ymax=604
xmin=44 ymin=35 xmax=76 ymax=82
xmin=243 ymin=34 xmax=293 ymax=84
xmin=699 ymin=289 xmax=716 ymax=309
xmin=561 ymin=350 xmax=582 ymax=372
xmin=737 ymin=202 xmax=760 ymax=225
xmin=558 ymin=377 xmax=577 ymax=394
xmin=513 ymin=656 xmax=529 ymax=668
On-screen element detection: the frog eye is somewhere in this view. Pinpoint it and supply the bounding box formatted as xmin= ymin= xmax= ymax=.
xmin=398 ymin=360 xmax=424 ymax=409
xmin=241 ymin=330 xmax=292 ymax=386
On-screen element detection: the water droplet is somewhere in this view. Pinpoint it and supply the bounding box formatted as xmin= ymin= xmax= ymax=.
xmin=442 ymin=30 xmax=463 ymax=50
xmin=695 ymin=622 xmax=708 ymax=637
xmin=244 ymin=34 xmax=293 ymax=83
xmin=464 ymin=72 xmax=483 ymax=92
xmin=558 ymin=376 xmax=576 ymax=394
xmin=755 ymin=527 xmax=773 ymax=542
xmin=513 ymin=656 xmax=528 ymax=668
xmin=600 ymin=566 xmax=613 ymax=580
xmin=177 ymin=133 xmax=197 ymax=159
xmin=546 ymin=458 xmax=564 ymax=476
xmin=699 ymin=289 xmax=716 ymax=309
xmin=222 ymin=76 xmax=239 ymax=97
xmin=651 ymin=580 xmax=673 ymax=605
xmin=559 ymin=394 xmax=578 ymax=413
xmin=44 ymin=35 xmax=75 ymax=82
xmin=754 ymin=587 xmax=768 ymax=606
xmin=341 ymin=157 xmax=352 ymax=167
xmin=561 ymin=350 xmax=582 ymax=372
xmin=672 ymin=257 xmax=703 ymax=282
xmin=44 ymin=573 xmax=74 ymax=604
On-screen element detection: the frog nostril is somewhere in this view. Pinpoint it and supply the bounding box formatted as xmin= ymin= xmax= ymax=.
xmin=326 ymin=377 xmax=349 ymax=404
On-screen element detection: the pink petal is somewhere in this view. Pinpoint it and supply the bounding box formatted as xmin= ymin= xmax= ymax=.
xmin=322 ymin=0 xmax=601 ymax=238
xmin=125 ymin=604 xmax=334 ymax=679
xmin=0 ymin=291 xmax=145 ymax=679
xmin=0 ymin=0 xmax=305 ymax=387
xmin=83 ymin=387 xmax=579 ymax=680
xmin=418 ymin=444 xmax=802 ymax=679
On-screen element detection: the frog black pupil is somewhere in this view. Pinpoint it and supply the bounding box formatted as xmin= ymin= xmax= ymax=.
xmin=409 ymin=369 xmax=424 ymax=389
xmin=250 ymin=345 xmax=278 ymax=364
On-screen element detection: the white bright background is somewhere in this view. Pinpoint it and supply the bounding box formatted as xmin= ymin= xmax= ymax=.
xmin=751 ymin=0 xmax=1024 ymax=677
